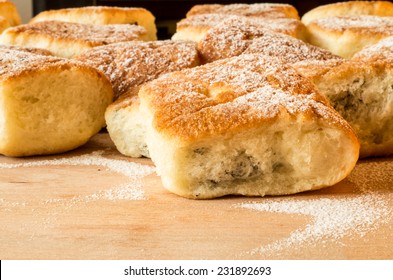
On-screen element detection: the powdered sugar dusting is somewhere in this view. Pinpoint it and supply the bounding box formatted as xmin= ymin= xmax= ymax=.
xmin=237 ymin=158 xmax=393 ymax=257
xmin=73 ymin=182 xmax=146 ymax=203
xmin=0 ymin=150 xmax=155 ymax=201
xmin=100 ymin=182 xmax=145 ymax=201
xmin=7 ymin=21 xmax=147 ymax=45
xmin=313 ymin=15 xmax=393 ymax=34
xmin=142 ymin=53 xmax=350 ymax=140
xmin=187 ymin=3 xmax=298 ymax=19
xmin=234 ymin=86 xmax=329 ymax=116
xmin=239 ymin=194 xmax=392 ymax=257
xmin=178 ymin=14 xmax=301 ymax=34
xmin=353 ymin=35 xmax=393 ymax=61
xmin=76 ymin=40 xmax=200 ymax=99
xmin=198 ymin=21 xmax=337 ymax=63
xmin=0 ymin=47 xmax=64 ymax=79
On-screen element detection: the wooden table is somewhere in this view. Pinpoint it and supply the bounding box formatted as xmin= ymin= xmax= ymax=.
xmin=1 ymin=132 xmax=392 ymax=260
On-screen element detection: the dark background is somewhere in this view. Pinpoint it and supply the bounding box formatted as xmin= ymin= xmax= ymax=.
xmin=32 ymin=0 xmax=348 ymax=39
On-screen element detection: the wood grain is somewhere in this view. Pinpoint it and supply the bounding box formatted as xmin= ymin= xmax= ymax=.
xmin=0 ymin=132 xmax=392 ymax=260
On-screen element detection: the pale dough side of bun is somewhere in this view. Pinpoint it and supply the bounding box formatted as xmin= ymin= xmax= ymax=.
xmin=30 ymin=6 xmax=157 ymax=41
xmin=106 ymin=95 xmax=150 ymax=158
xmin=0 ymin=48 xmax=113 ymax=157
xmin=302 ymin=1 xmax=393 ymax=25
xmin=306 ymin=16 xmax=393 ymax=58
xmin=0 ymin=21 xmax=148 ymax=58
xmin=139 ymin=54 xmax=359 ymax=199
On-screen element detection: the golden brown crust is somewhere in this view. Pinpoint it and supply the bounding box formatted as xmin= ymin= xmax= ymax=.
xmin=76 ymin=40 xmax=200 ymax=100
xmin=0 ymin=44 xmax=53 ymax=56
xmin=0 ymin=48 xmax=64 ymax=81
xmin=30 ymin=6 xmax=157 ymax=40
xmin=177 ymin=14 xmax=231 ymax=30
xmin=308 ymin=59 xmax=388 ymax=84
xmin=31 ymin=6 xmax=153 ymax=23
xmin=0 ymin=47 xmax=107 ymax=83
xmin=0 ymin=0 xmax=21 ymax=26
xmin=309 ymin=15 xmax=393 ymax=34
xmin=2 ymin=21 xmax=148 ymax=47
xmin=292 ymin=59 xmax=345 ymax=82
xmin=302 ymin=1 xmax=393 ymax=25
xmin=187 ymin=3 xmax=299 ymax=19
xmin=139 ymin=54 xmax=355 ymax=142
xmin=176 ymin=14 xmax=306 ymax=43
xmin=198 ymin=24 xmax=339 ymax=63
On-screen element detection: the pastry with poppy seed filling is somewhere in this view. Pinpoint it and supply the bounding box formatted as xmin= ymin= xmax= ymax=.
xmin=138 ymin=54 xmax=359 ymax=199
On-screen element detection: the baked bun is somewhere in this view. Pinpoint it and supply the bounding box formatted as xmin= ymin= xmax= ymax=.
xmin=306 ymin=16 xmax=393 ymax=58
xmin=295 ymin=55 xmax=393 ymax=158
xmin=138 ymin=54 xmax=359 ymax=199
xmin=0 ymin=44 xmax=53 ymax=56
xmin=85 ymin=40 xmax=200 ymax=157
xmin=0 ymin=48 xmax=113 ymax=157
xmin=198 ymin=23 xmax=339 ymax=63
xmin=30 ymin=6 xmax=157 ymax=40
xmin=172 ymin=14 xmax=307 ymax=43
xmin=0 ymin=0 xmax=21 ymax=26
xmin=302 ymin=1 xmax=393 ymax=25
xmin=186 ymin=3 xmax=299 ymax=19
xmin=0 ymin=21 xmax=148 ymax=58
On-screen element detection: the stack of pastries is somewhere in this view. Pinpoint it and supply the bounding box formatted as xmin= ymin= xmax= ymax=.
xmin=2 ymin=1 xmax=393 ymax=199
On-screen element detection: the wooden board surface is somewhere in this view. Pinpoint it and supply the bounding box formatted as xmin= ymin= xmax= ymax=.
xmin=1 ymin=132 xmax=392 ymax=260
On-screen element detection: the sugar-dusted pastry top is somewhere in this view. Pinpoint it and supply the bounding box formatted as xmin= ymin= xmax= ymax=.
xmin=309 ymin=15 xmax=393 ymax=34
xmin=76 ymin=40 xmax=200 ymax=100
xmin=186 ymin=3 xmax=299 ymax=19
xmin=353 ymin=36 xmax=393 ymax=62
xmin=2 ymin=21 xmax=148 ymax=46
xmin=302 ymin=1 xmax=393 ymax=25
xmin=198 ymin=24 xmax=339 ymax=63
xmin=244 ymin=32 xmax=339 ymax=62
xmin=139 ymin=54 xmax=353 ymax=141
xmin=0 ymin=44 xmax=53 ymax=56
xmin=0 ymin=48 xmax=68 ymax=81
xmin=0 ymin=47 xmax=107 ymax=85
xmin=177 ymin=13 xmax=236 ymax=29
xmin=177 ymin=14 xmax=306 ymax=38
xmin=306 ymin=15 xmax=393 ymax=58
xmin=30 ymin=5 xmax=157 ymax=41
